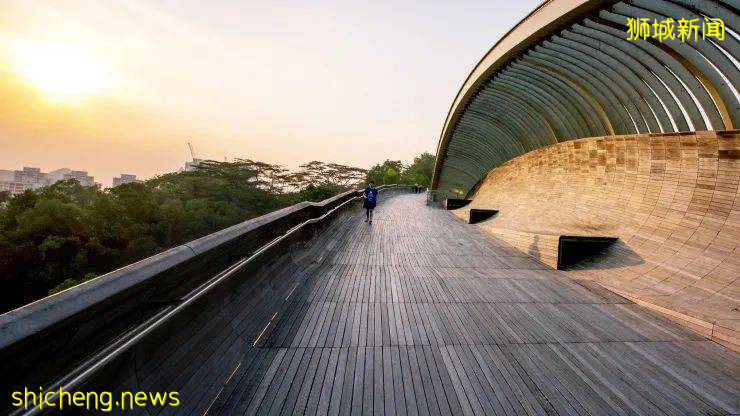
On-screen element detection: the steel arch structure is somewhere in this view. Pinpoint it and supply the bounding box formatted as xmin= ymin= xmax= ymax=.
xmin=432 ymin=0 xmax=739 ymax=195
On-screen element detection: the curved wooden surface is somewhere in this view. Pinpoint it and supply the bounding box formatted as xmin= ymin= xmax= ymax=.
xmin=455 ymin=130 xmax=740 ymax=350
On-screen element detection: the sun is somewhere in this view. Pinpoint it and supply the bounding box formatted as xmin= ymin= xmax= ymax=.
xmin=12 ymin=42 xmax=108 ymax=103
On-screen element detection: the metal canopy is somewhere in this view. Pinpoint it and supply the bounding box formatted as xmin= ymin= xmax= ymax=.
xmin=432 ymin=0 xmax=739 ymax=195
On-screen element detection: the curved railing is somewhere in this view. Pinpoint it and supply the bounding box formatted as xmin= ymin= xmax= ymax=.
xmin=0 ymin=185 xmax=411 ymax=415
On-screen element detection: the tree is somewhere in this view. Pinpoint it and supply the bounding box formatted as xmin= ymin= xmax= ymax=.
xmin=283 ymin=161 xmax=367 ymax=201
xmin=0 ymin=191 xmax=10 ymax=205
xmin=233 ymin=159 xmax=290 ymax=193
xmin=401 ymin=152 xmax=435 ymax=187
xmin=0 ymin=153 xmax=431 ymax=313
xmin=323 ymin=163 xmax=367 ymax=188
xmin=366 ymin=160 xmax=404 ymax=185
xmin=288 ymin=161 xmax=366 ymax=189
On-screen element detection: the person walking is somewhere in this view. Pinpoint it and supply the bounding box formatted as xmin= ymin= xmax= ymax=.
xmin=363 ymin=180 xmax=378 ymax=224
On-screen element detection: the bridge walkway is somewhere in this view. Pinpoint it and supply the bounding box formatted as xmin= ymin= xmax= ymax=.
xmin=203 ymin=194 xmax=738 ymax=416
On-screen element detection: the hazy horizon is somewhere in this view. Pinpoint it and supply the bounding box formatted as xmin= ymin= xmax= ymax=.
xmin=0 ymin=0 xmax=540 ymax=186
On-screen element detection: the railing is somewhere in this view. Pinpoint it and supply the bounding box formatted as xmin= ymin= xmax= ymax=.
xmin=0 ymin=185 xmax=411 ymax=416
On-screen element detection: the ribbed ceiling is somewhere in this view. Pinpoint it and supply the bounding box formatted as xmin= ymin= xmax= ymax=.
xmin=434 ymin=0 xmax=739 ymax=194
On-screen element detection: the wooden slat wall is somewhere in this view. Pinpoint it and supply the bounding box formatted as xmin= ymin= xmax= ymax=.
xmin=458 ymin=131 xmax=740 ymax=350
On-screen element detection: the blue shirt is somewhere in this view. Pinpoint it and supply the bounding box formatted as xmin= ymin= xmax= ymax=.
xmin=364 ymin=187 xmax=378 ymax=203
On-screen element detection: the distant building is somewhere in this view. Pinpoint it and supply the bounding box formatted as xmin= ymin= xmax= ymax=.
xmin=47 ymin=168 xmax=95 ymax=187
xmin=0 ymin=169 xmax=15 ymax=184
xmin=0 ymin=183 xmax=25 ymax=194
xmin=184 ymin=158 xmax=206 ymax=172
xmin=69 ymin=171 xmax=94 ymax=186
xmin=0 ymin=167 xmax=45 ymax=195
xmin=0 ymin=178 xmax=29 ymax=195
xmin=0 ymin=166 xmax=96 ymax=195
xmin=112 ymin=174 xmax=142 ymax=187
xmin=14 ymin=167 xmax=46 ymax=186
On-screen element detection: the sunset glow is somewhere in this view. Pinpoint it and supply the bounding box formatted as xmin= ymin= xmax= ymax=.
xmin=0 ymin=0 xmax=538 ymax=185
xmin=12 ymin=42 xmax=108 ymax=103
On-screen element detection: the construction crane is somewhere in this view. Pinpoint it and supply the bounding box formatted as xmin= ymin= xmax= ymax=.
xmin=187 ymin=141 xmax=196 ymax=161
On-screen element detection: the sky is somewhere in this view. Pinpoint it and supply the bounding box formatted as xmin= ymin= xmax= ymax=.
xmin=0 ymin=0 xmax=541 ymax=185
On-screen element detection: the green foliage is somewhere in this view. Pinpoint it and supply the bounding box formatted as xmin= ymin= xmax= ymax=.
xmin=296 ymin=184 xmax=345 ymax=202
xmin=401 ymin=152 xmax=435 ymax=187
xmin=285 ymin=161 xmax=367 ymax=191
xmin=366 ymin=160 xmax=404 ymax=185
xmin=366 ymin=152 xmax=436 ymax=187
xmin=0 ymin=162 xmax=289 ymax=312
xmin=0 ymin=152 xmax=434 ymax=312
xmin=48 ymin=273 xmax=97 ymax=296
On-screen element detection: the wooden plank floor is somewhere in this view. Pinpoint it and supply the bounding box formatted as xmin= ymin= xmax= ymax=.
xmin=207 ymin=194 xmax=739 ymax=416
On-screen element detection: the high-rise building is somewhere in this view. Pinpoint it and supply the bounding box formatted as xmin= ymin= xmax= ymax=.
xmin=0 ymin=168 xmax=30 ymax=195
xmin=112 ymin=174 xmax=142 ymax=187
xmin=66 ymin=170 xmax=95 ymax=187
xmin=14 ymin=167 xmax=46 ymax=186
xmin=0 ymin=166 xmax=96 ymax=195
xmin=46 ymin=168 xmax=95 ymax=187
xmin=0 ymin=167 xmax=46 ymax=195
xmin=0 ymin=169 xmax=14 ymax=184
xmin=0 ymin=182 xmax=27 ymax=194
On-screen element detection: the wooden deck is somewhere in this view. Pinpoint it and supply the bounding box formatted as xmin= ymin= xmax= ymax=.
xmin=200 ymin=194 xmax=738 ymax=416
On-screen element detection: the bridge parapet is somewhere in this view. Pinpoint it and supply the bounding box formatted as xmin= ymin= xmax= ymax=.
xmin=0 ymin=185 xmax=410 ymax=415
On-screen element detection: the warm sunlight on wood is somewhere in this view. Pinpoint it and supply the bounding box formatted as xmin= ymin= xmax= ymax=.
xmin=12 ymin=42 xmax=108 ymax=103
